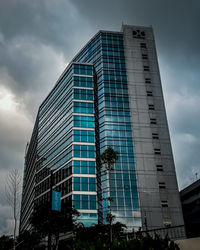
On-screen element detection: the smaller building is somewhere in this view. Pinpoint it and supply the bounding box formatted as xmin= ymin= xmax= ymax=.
xmin=180 ymin=179 xmax=200 ymax=238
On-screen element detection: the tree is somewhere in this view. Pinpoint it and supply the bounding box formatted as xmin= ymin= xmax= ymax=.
xmin=5 ymin=169 xmax=21 ymax=250
xmin=101 ymin=146 xmax=118 ymax=245
xmin=100 ymin=147 xmax=118 ymax=203
xmin=101 ymin=146 xmax=118 ymax=172
xmin=74 ymin=225 xmax=180 ymax=250
xmin=30 ymin=201 xmax=79 ymax=250
xmin=0 ymin=235 xmax=13 ymax=250
xmin=16 ymin=230 xmax=41 ymax=250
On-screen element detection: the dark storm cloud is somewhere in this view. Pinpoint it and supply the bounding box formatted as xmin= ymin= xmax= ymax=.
xmin=0 ymin=109 xmax=30 ymax=170
xmin=0 ymin=204 xmax=13 ymax=234
xmin=0 ymin=0 xmax=87 ymax=54
xmin=0 ymin=0 xmax=93 ymax=115
xmin=0 ymin=38 xmax=64 ymax=118
xmin=0 ymin=0 xmax=199 ymax=235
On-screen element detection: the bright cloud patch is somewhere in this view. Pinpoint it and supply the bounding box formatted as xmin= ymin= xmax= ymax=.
xmin=0 ymin=86 xmax=18 ymax=112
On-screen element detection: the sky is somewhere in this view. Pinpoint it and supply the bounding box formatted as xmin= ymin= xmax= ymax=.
xmin=0 ymin=0 xmax=199 ymax=236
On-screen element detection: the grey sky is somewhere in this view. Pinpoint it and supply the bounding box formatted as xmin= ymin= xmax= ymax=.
xmin=0 ymin=0 xmax=199 ymax=235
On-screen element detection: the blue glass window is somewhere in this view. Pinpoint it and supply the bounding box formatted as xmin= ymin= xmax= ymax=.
xmin=74 ymin=76 xmax=93 ymax=88
xmin=90 ymin=195 xmax=97 ymax=209
xmin=74 ymin=102 xmax=94 ymax=114
xmin=73 ymin=177 xmax=96 ymax=192
xmin=73 ymin=130 xmax=95 ymax=143
xmin=89 ymin=178 xmax=96 ymax=191
xmin=73 ymin=145 xmax=95 ymax=158
xmin=73 ymin=64 xmax=93 ymax=75
xmin=73 ymin=195 xmax=96 ymax=210
xmin=39 ymin=67 xmax=73 ymax=118
xmin=74 ymin=116 xmax=94 ymax=128
xmin=73 ymin=194 xmax=80 ymax=209
xmin=73 ymin=160 xmax=95 ymax=174
xmin=82 ymin=195 xmax=89 ymax=209
xmin=74 ymin=89 xmax=93 ymax=101
xmin=74 ymin=177 xmax=80 ymax=191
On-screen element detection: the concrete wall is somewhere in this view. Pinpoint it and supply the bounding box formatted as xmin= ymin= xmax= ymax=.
xmin=122 ymin=25 xmax=185 ymax=233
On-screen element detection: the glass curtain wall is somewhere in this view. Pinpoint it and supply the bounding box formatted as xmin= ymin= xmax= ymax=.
xmin=35 ymin=63 xmax=97 ymax=226
xmin=74 ymin=32 xmax=141 ymax=229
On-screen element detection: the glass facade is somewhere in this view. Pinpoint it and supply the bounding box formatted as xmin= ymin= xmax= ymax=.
xmin=34 ymin=63 xmax=98 ymax=226
xmin=20 ymin=30 xmax=141 ymax=231
xmin=73 ymin=32 xmax=141 ymax=227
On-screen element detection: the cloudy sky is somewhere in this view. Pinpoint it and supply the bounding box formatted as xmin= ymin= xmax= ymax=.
xmin=0 ymin=0 xmax=199 ymax=235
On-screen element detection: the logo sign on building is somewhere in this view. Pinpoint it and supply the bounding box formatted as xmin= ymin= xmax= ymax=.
xmin=52 ymin=190 xmax=61 ymax=212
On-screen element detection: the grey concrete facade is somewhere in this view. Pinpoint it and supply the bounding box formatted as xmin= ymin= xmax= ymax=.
xmin=122 ymin=25 xmax=185 ymax=231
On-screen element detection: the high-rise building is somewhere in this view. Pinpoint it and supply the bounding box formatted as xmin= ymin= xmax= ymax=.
xmin=20 ymin=25 xmax=184 ymax=236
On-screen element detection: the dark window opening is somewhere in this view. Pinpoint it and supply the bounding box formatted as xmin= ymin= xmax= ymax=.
xmin=140 ymin=43 xmax=147 ymax=48
xmin=148 ymin=104 xmax=155 ymax=110
xmin=152 ymin=133 xmax=159 ymax=139
xmin=154 ymin=148 xmax=161 ymax=155
xmin=145 ymin=78 xmax=151 ymax=84
xmin=159 ymin=182 xmax=166 ymax=189
xmin=156 ymin=165 xmax=163 ymax=171
xmin=150 ymin=118 xmax=157 ymax=124
xmin=142 ymin=54 xmax=148 ymax=59
xmin=144 ymin=65 xmax=150 ymax=71
xmin=147 ymin=91 xmax=153 ymax=97
xmin=161 ymin=200 xmax=168 ymax=207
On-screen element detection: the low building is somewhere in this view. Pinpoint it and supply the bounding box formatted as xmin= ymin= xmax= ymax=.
xmin=180 ymin=179 xmax=200 ymax=238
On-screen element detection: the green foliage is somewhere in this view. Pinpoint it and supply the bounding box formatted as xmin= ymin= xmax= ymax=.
xmin=112 ymin=222 xmax=127 ymax=238
xmin=16 ymin=230 xmax=41 ymax=250
xmin=106 ymin=212 xmax=115 ymax=225
xmin=74 ymin=222 xmax=127 ymax=248
xmin=100 ymin=147 xmax=118 ymax=244
xmin=74 ymin=224 xmax=180 ymax=250
xmin=30 ymin=201 xmax=78 ymax=237
xmin=0 ymin=223 xmax=179 ymax=250
xmin=100 ymin=146 xmax=118 ymax=171
xmin=29 ymin=201 xmax=79 ymax=250
xmin=29 ymin=203 xmax=51 ymax=237
xmin=0 ymin=235 xmax=13 ymax=250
